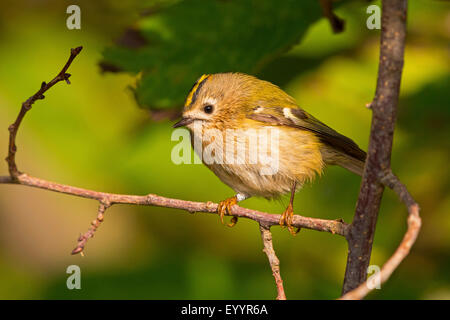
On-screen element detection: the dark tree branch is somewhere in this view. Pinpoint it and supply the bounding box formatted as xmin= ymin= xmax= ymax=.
xmin=319 ymin=0 xmax=345 ymax=33
xmin=341 ymin=0 xmax=421 ymax=297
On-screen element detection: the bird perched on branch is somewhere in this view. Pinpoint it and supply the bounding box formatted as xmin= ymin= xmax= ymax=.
xmin=173 ymin=73 xmax=366 ymax=234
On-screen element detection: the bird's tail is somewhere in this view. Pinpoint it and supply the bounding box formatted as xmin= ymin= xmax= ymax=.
xmin=336 ymin=155 xmax=365 ymax=176
xmin=320 ymin=145 xmax=366 ymax=176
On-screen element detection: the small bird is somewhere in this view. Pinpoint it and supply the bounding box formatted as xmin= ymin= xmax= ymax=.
xmin=173 ymin=73 xmax=366 ymax=234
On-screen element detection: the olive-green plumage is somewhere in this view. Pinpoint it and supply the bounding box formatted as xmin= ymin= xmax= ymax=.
xmin=174 ymin=72 xmax=366 ymax=229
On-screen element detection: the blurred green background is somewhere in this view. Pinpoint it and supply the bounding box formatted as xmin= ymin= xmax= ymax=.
xmin=0 ymin=0 xmax=449 ymax=299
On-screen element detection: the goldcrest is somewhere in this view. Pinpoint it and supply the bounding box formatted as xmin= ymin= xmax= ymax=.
xmin=173 ymin=73 xmax=366 ymax=234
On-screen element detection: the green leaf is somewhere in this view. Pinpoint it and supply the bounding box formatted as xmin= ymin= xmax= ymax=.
xmin=102 ymin=0 xmax=336 ymax=110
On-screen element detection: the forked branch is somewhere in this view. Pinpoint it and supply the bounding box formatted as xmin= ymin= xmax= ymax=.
xmin=341 ymin=0 xmax=421 ymax=298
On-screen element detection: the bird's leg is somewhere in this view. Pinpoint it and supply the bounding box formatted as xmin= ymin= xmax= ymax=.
xmin=280 ymin=181 xmax=298 ymax=235
xmin=217 ymin=193 xmax=249 ymax=227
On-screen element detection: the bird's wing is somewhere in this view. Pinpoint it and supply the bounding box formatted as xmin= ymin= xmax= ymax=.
xmin=246 ymin=105 xmax=366 ymax=161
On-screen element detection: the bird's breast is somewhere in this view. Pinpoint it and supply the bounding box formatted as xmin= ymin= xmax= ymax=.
xmin=189 ymin=124 xmax=324 ymax=198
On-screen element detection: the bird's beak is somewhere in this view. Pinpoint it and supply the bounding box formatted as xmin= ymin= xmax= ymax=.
xmin=173 ymin=117 xmax=194 ymax=128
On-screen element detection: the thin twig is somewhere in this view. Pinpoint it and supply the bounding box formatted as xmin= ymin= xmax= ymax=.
xmin=72 ymin=200 xmax=110 ymax=255
xmin=259 ymin=224 xmax=286 ymax=300
xmin=6 ymin=46 xmax=83 ymax=178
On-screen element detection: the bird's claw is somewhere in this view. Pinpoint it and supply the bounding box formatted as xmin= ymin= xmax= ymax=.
xmin=217 ymin=196 xmax=238 ymax=226
xmin=279 ymin=203 xmax=298 ymax=235
xmin=227 ymin=216 xmax=238 ymax=227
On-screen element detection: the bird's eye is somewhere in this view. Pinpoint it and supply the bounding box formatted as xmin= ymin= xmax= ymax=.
xmin=203 ymin=105 xmax=214 ymax=114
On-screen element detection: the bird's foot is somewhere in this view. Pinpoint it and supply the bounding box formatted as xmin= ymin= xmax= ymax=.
xmin=279 ymin=203 xmax=299 ymax=235
xmin=217 ymin=196 xmax=238 ymax=227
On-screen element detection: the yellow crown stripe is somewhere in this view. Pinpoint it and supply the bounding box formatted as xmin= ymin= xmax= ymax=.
xmin=185 ymin=74 xmax=210 ymax=107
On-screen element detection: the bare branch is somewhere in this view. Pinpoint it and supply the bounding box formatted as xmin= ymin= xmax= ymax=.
xmin=340 ymin=173 xmax=421 ymax=299
xmin=72 ymin=200 xmax=110 ymax=255
xmin=341 ymin=0 xmax=421 ymax=299
xmin=259 ymin=224 xmax=286 ymax=300
xmin=1 ymin=173 xmax=349 ymax=254
xmin=6 ymin=46 xmax=83 ymax=178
